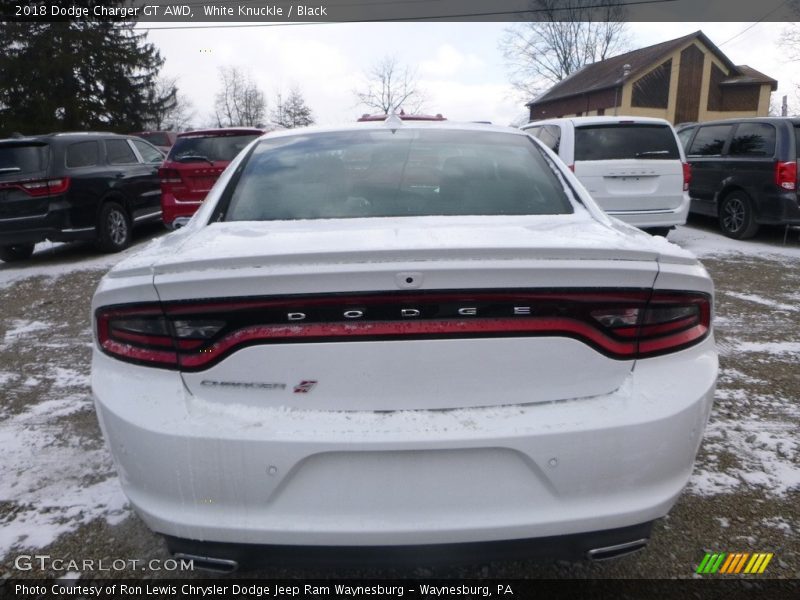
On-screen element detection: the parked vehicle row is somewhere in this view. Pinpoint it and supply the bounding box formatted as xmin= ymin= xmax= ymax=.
xmin=0 ymin=128 xmax=267 ymax=262
xmin=676 ymin=117 xmax=800 ymax=239
xmin=0 ymin=132 xmax=165 ymax=262
xmin=4 ymin=116 xmax=796 ymax=264
xmin=522 ymin=116 xmax=691 ymax=237
xmin=522 ymin=115 xmax=799 ymax=240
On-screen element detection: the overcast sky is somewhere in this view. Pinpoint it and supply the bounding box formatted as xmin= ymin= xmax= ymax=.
xmin=140 ymin=21 xmax=799 ymax=128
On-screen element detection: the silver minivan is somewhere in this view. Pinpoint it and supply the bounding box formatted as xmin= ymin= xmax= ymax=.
xmin=522 ymin=116 xmax=691 ymax=235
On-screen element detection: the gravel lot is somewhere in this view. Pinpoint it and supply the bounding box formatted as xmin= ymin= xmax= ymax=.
xmin=1 ymin=216 xmax=798 ymax=580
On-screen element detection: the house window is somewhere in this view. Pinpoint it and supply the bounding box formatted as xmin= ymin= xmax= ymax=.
xmin=632 ymin=59 xmax=672 ymax=109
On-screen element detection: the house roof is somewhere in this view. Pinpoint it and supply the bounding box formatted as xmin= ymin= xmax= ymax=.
xmin=527 ymin=30 xmax=770 ymax=107
xmin=723 ymin=65 xmax=778 ymax=90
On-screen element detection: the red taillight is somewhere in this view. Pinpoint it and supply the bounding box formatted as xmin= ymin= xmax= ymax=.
xmin=158 ymin=167 xmax=182 ymax=185
xmin=568 ymin=164 xmax=575 ymax=172
xmin=682 ymin=162 xmax=692 ymax=191
xmin=96 ymin=290 xmax=712 ymax=371
xmin=0 ymin=177 xmax=71 ymax=197
xmin=775 ymin=161 xmax=797 ymax=191
xmin=599 ymin=293 xmax=712 ymax=357
xmin=96 ymin=306 xmax=178 ymax=368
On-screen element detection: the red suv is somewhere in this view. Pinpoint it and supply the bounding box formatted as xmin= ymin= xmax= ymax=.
xmin=158 ymin=128 xmax=264 ymax=228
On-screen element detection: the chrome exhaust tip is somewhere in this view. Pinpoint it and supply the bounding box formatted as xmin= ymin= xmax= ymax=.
xmin=172 ymin=552 xmax=239 ymax=573
xmin=587 ymin=538 xmax=649 ymax=561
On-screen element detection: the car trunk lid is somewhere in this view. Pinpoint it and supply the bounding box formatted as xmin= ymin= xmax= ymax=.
xmin=142 ymin=217 xmax=670 ymax=411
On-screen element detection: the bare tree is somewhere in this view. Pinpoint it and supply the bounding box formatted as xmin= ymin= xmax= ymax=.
xmin=272 ymin=86 xmax=315 ymax=129
xmin=354 ymin=56 xmax=426 ymax=115
xmin=145 ymin=76 xmax=195 ymax=131
xmin=778 ymin=3 xmax=800 ymax=116
xmin=782 ymin=0 xmax=800 ymax=61
xmin=500 ymin=0 xmax=630 ymax=99
xmin=214 ymin=66 xmax=266 ymax=127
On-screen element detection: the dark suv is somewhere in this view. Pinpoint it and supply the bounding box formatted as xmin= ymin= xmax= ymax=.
xmin=0 ymin=132 xmax=164 ymax=262
xmin=677 ymin=118 xmax=799 ymax=239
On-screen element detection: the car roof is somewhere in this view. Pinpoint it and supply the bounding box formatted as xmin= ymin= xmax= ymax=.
xmin=257 ymin=119 xmax=529 ymax=142
xmin=0 ymin=132 xmax=129 ymax=144
xmin=177 ymin=128 xmax=265 ymax=138
xmin=683 ymin=117 xmax=800 ymax=127
xmin=357 ymin=112 xmax=446 ymax=122
xmin=524 ymin=116 xmax=673 ymax=127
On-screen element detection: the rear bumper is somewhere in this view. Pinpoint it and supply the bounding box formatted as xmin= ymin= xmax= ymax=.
xmin=753 ymin=190 xmax=800 ymax=225
xmin=164 ymin=521 xmax=654 ymax=567
xmin=92 ymin=336 xmax=717 ymax=548
xmin=0 ymin=206 xmax=96 ymax=245
xmin=160 ymin=192 xmax=203 ymax=227
xmin=606 ymin=192 xmax=690 ymax=229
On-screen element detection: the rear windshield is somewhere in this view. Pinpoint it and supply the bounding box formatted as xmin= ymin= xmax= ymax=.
xmin=222 ymin=129 xmax=573 ymax=221
xmin=574 ymin=124 xmax=680 ymax=161
xmin=0 ymin=143 xmax=49 ymax=176
xmin=168 ymin=134 xmax=259 ymax=163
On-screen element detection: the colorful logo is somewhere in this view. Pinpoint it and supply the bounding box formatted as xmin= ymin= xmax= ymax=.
xmin=696 ymin=552 xmax=773 ymax=574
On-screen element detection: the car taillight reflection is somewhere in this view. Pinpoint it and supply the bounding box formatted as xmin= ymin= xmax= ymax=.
xmin=774 ymin=161 xmax=797 ymax=191
xmin=96 ymin=290 xmax=712 ymax=371
xmin=0 ymin=177 xmax=71 ymax=197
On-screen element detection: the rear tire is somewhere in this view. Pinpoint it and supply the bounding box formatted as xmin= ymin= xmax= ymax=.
xmin=718 ymin=191 xmax=759 ymax=239
xmin=0 ymin=243 xmax=35 ymax=262
xmin=96 ymin=201 xmax=132 ymax=253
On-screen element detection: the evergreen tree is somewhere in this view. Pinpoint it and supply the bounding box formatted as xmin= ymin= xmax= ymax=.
xmin=272 ymin=87 xmax=315 ymax=129
xmin=0 ymin=7 xmax=173 ymax=135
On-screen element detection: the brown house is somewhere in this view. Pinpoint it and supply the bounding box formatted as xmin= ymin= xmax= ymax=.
xmin=526 ymin=31 xmax=777 ymax=125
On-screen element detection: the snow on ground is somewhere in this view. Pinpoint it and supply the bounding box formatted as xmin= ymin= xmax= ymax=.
xmin=0 ymin=394 xmax=129 ymax=557
xmin=689 ymin=416 xmax=800 ymax=497
xmin=670 ymin=223 xmax=800 ymax=260
xmin=761 ymin=516 xmax=796 ymax=536
xmin=0 ymin=243 xmax=122 ymax=289
xmin=0 ymin=226 xmax=165 ymax=290
xmin=2 ymin=320 xmax=52 ymax=347
xmin=724 ymin=291 xmax=798 ymax=313
xmin=734 ymin=341 xmax=800 ymax=356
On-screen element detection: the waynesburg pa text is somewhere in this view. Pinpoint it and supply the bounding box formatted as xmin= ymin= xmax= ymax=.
xmin=15 ymin=584 xmax=509 ymax=597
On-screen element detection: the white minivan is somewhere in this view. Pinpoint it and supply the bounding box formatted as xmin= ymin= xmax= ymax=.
xmin=522 ymin=116 xmax=691 ymax=235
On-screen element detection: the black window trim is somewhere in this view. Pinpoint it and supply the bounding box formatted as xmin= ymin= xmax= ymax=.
xmin=130 ymin=137 xmax=165 ymax=164
xmin=103 ymin=137 xmax=140 ymax=166
xmin=63 ymin=139 xmax=100 ymax=169
xmin=727 ymin=121 xmax=777 ymax=159
xmin=687 ymin=124 xmax=734 ymax=158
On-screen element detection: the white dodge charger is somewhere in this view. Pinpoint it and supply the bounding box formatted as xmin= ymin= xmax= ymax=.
xmin=91 ymin=119 xmax=717 ymax=571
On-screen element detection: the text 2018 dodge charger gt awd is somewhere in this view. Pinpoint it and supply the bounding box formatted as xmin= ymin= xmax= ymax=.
xmin=91 ymin=120 xmax=717 ymax=571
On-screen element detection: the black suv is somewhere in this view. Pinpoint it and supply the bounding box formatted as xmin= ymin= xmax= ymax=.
xmin=0 ymin=132 xmax=164 ymax=262
xmin=677 ymin=118 xmax=799 ymax=239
